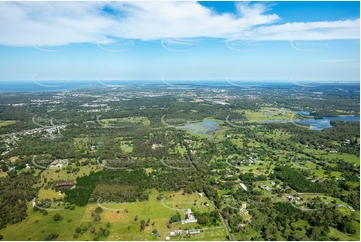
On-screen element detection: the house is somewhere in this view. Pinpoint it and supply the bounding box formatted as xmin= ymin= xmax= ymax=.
xmin=187 ymin=230 xmax=200 ymax=235
xmin=348 ymin=205 xmax=355 ymax=211
xmin=170 ymin=230 xmax=182 ymax=236
xmin=270 ymin=181 xmax=276 ymax=186
xmin=337 ymin=204 xmax=343 ymax=208
xmin=151 ymin=143 xmax=163 ymax=150
xmin=50 ymin=159 xmax=68 ymax=168
xmin=165 ymin=237 xmax=170 ymax=241
xmin=237 ymin=223 xmax=246 ymax=228
xmin=240 ymin=183 xmax=248 ymax=191
xmin=240 ymin=203 xmax=249 ymax=215
xmin=198 ymin=193 xmax=203 ymax=197
xmin=184 ymin=209 xmax=197 ymax=223
xmin=263 ymin=186 xmax=272 ymax=191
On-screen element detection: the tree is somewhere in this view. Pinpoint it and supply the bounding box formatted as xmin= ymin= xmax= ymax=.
xmin=106 ymin=222 xmax=111 ymax=228
xmin=95 ymin=207 xmax=103 ymax=214
xmin=152 ymin=229 xmax=158 ymax=234
xmin=104 ymin=230 xmax=110 ymax=237
xmin=1 ymin=164 xmax=8 ymax=172
xmin=170 ymin=212 xmax=181 ymax=223
xmin=44 ymin=233 xmax=58 ymax=241
xmin=53 ymin=213 xmax=63 ymax=221
xmin=75 ymin=227 xmax=81 ymax=233
xmin=134 ymin=215 xmax=138 ymax=221
xmin=93 ymin=214 xmax=101 ymax=222
xmin=342 ymin=222 xmax=356 ymax=234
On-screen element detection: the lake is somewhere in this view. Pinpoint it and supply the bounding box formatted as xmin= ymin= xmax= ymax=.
xmin=294 ymin=116 xmax=360 ymax=130
xmin=258 ymin=111 xmax=359 ymax=130
xmin=57 ymin=185 xmax=73 ymax=189
xmin=177 ymin=120 xmax=221 ymax=134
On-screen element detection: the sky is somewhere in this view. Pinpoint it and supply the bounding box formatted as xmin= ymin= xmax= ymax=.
xmin=0 ymin=1 xmax=359 ymax=83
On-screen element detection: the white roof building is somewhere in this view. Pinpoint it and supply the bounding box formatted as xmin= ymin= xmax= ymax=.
xmin=240 ymin=183 xmax=248 ymax=191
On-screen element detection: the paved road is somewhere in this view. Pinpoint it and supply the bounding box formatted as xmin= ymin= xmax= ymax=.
xmin=218 ymin=210 xmax=234 ymax=241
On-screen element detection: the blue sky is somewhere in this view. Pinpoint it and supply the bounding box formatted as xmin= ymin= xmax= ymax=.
xmin=0 ymin=1 xmax=359 ymax=82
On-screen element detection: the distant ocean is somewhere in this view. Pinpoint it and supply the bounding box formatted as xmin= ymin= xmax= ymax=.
xmin=0 ymin=81 xmax=100 ymax=93
xmin=0 ymin=80 xmax=267 ymax=93
xmin=0 ymin=80 xmax=359 ymax=93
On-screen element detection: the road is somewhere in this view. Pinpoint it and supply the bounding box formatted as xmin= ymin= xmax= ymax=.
xmin=217 ymin=209 xmax=234 ymax=241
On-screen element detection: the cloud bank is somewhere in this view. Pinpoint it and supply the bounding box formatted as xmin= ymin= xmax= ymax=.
xmin=0 ymin=1 xmax=359 ymax=46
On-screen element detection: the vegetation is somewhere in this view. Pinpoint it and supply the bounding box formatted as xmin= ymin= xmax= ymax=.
xmin=0 ymin=83 xmax=359 ymax=240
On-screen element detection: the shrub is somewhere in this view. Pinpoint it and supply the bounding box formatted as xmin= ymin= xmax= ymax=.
xmin=95 ymin=207 xmax=103 ymax=214
xmin=53 ymin=213 xmax=63 ymax=221
xmin=44 ymin=233 xmax=58 ymax=241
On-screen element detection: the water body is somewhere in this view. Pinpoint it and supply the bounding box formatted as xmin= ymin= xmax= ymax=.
xmin=259 ymin=111 xmax=359 ymax=130
xmin=57 ymin=185 xmax=73 ymax=189
xmin=177 ymin=120 xmax=221 ymax=134
xmin=295 ymin=111 xmax=310 ymax=115
xmin=295 ymin=116 xmax=360 ymax=130
xmin=0 ymin=81 xmax=99 ymax=93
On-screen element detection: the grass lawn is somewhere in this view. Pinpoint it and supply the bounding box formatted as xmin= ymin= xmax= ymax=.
xmin=0 ymin=172 xmax=7 ymax=178
xmin=0 ymin=190 xmax=226 ymax=241
xmin=243 ymin=108 xmax=292 ymax=122
xmin=40 ymin=163 xmax=101 ymax=183
xmin=233 ymin=227 xmax=259 ymax=241
xmin=330 ymin=171 xmax=343 ymax=178
xmin=328 ymin=226 xmax=359 ymax=241
xmin=179 ymin=227 xmax=228 ymax=241
xmin=0 ymin=120 xmax=16 ymax=127
xmin=315 ymin=153 xmax=360 ymax=165
xmin=37 ymin=188 xmax=65 ymax=200
xmin=120 ymin=142 xmax=133 ymax=153
xmin=0 ymin=202 xmax=88 ymax=241
xmin=98 ymin=117 xmax=150 ymax=127
xmin=79 ymin=191 xmax=223 ymax=240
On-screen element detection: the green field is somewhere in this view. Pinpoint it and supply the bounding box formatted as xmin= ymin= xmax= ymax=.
xmin=0 ymin=120 xmax=16 ymax=127
xmin=120 ymin=142 xmax=133 ymax=153
xmin=36 ymin=161 xmax=102 ymax=187
xmin=243 ymin=108 xmax=292 ymax=122
xmin=0 ymin=202 xmax=88 ymax=241
xmin=98 ymin=117 xmax=150 ymax=127
xmin=315 ymin=153 xmax=360 ymax=165
xmin=0 ymin=191 xmax=226 ymax=241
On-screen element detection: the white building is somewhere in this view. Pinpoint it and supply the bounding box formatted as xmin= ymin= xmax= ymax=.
xmin=240 ymin=183 xmax=248 ymax=191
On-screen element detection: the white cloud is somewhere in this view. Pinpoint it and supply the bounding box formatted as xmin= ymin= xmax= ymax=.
xmin=0 ymin=1 xmax=359 ymax=47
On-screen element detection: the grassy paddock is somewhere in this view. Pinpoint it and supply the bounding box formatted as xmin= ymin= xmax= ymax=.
xmin=0 ymin=120 xmax=16 ymax=127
